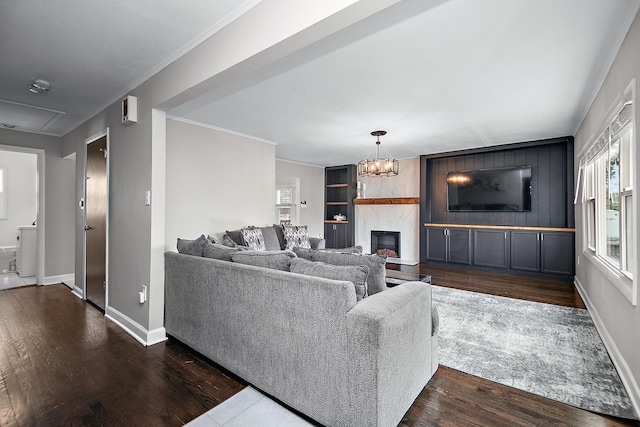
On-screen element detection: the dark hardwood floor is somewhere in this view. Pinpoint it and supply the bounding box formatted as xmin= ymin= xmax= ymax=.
xmin=0 ymin=266 xmax=637 ymax=426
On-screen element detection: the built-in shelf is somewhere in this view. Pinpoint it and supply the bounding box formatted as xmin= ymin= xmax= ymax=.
xmin=324 ymin=220 xmax=349 ymax=224
xmin=327 ymin=202 xmax=348 ymax=205
xmin=326 ymin=183 xmax=349 ymax=188
xmin=354 ymin=197 xmax=420 ymax=205
xmin=423 ymin=223 xmax=575 ymax=232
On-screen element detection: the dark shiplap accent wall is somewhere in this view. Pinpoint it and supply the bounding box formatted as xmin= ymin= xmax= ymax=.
xmin=421 ymin=137 xmax=574 ymax=228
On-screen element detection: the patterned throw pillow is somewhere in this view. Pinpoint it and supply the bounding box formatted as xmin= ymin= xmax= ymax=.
xmin=282 ymin=224 xmax=311 ymax=250
xmin=240 ymin=228 xmax=266 ymax=251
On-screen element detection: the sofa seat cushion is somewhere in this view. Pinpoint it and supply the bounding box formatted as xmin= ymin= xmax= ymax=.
xmin=318 ymin=246 xmax=363 ymax=254
xmin=241 ymin=228 xmax=266 ymax=251
xmin=230 ymin=250 xmax=297 ymax=271
xmin=177 ymin=234 xmax=207 ymax=256
xmin=290 ymin=258 xmax=368 ymax=301
xmin=309 ymin=249 xmax=387 ymax=295
xmin=203 ymin=240 xmax=243 ymax=261
xmin=282 ymin=224 xmax=311 ymax=250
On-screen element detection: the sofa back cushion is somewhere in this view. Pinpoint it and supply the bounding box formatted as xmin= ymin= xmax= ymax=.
xmin=290 ymin=258 xmax=368 ymax=301
xmin=230 ymin=250 xmax=297 ymax=271
xmin=309 ymin=250 xmax=387 ymax=295
xmin=177 ymin=234 xmax=207 ymax=256
xmin=203 ymin=240 xmax=243 ymax=261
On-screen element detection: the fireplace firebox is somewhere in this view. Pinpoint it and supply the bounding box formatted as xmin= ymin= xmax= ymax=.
xmin=371 ymin=231 xmax=400 ymax=258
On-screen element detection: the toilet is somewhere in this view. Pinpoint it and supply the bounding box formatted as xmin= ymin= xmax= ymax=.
xmin=0 ymin=246 xmax=17 ymax=272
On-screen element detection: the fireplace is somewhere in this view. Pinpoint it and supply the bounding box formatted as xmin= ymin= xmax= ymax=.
xmin=371 ymin=231 xmax=400 ymax=258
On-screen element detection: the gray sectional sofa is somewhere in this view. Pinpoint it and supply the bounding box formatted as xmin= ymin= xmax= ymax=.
xmin=164 ymin=249 xmax=437 ymax=427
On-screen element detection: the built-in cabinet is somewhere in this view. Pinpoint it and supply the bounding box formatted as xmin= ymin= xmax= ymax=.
xmin=324 ymin=165 xmax=356 ymax=248
xmin=424 ymin=224 xmax=575 ymax=280
xmin=425 ymin=227 xmax=471 ymax=265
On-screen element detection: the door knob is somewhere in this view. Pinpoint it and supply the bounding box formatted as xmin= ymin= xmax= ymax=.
xmin=83 ymin=225 xmax=93 ymax=230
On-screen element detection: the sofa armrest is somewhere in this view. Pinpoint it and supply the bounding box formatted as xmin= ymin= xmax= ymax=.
xmin=346 ymin=282 xmax=434 ymax=427
xmin=309 ymin=236 xmax=325 ymax=249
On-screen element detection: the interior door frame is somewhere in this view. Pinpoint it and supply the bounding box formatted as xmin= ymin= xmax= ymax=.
xmin=83 ymin=129 xmax=109 ymax=308
xmin=0 ymin=144 xmax=45 ymax=285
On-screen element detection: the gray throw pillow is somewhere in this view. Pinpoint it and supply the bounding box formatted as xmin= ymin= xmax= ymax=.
xmin=176 ymin=234 xmax=207 ymax=256
xmin=272 ymin=224 xmax=287 ymax=250
xmin=225 ymin=229 xmax=245 ymax=246
xmin=230 ymin=250 xmax=297 ymax=271
xmin=290 ymin=258 xmax=368 ymax=301
xmin=203 ymin=240 xmax=242 ymax=261
xmin=260 ymin=226 xmax=282 ymax=251
xmin=309 ymin=249 xmax=387 ymax=295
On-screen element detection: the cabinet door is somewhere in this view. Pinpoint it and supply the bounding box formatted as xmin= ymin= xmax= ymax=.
xmin=324 ymin=223 xmax=337 ymax=249
xmin=473 ymin=229 xmax=508 ymax=268
xmin=541 ymin=232 xmax=574 ymax=275
xmin=425 ymin=227 xmax=447 ymax=262
xmin=447 ymin=228 xmax=471 ymax=265
xmin=510 ymin=231 xmax=540 ymax=272
xmin=334 ymin=223 xmax=350 ymax=248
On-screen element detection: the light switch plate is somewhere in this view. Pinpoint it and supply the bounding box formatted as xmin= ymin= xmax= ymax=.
xmin=145 ymin=190 xmax=151 ymax=206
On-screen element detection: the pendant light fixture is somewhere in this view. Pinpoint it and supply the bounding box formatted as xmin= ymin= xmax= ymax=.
xmin=357 ymin=130 xmax=399 ymax=177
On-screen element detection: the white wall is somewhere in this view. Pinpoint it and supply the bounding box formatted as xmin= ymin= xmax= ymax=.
xmin=275 ymin=160 xmax=324 ymax=238
xmin=166 ymin=119 xmax=276 ymax=248
xmin=0 ymin=151 xmax=37 ymax=246
xmin=355 ymin=158 xmax=420 ymax=260
xmin=574 ymin=10 xmax=640 ymax=412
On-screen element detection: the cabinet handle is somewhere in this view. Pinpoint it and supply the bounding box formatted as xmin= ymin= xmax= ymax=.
xmin=504 ymin=231 xmax=507 ymax=239
xmin=540 ymin=233 xmax=544 ymax=241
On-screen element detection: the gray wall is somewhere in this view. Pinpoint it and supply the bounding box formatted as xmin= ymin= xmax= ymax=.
xmin=574 ymin=9 xmax=640 ymax=410
xmin=166 ymin=119 xmax=276 ymax=247
xmin=275 ymin=159 xmax=324 ymax=238
xmin=0 ymin=151 xmax=37 ymax=246
xmin=0 ymin=129 xmax=75 ymax=278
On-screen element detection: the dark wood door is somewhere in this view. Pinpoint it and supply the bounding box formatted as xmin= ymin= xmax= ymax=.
xmin=425 ymin=227 xmax=447 ymax=262
xmin=510 ymin=231 xmax=540 ymax=272
xmin=473 ymin=229 xmax=508 ymax=268
xmin=540 ymin=232 xmax=574 ymax=275
xmin=447 ymin=228 xmax=471 ymax=265
xmin=85 ymin=136 xmax=107 ymax=309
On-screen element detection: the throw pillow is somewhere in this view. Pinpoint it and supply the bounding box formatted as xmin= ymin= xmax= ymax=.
xmin=203 ymin=240 xmax=242 ymax=261
xmin=241 ymin=228 xmax=266 ymax=251
xmin=176 ymin=234 xmax=207 ymax=256
xmin=282 ymin=224 xmax=311 ymax=250
xmin=230 ymin=250 xmax=297 ymax=271
xmin=309 ymin=249 xmax=387 ymax=296
xmin=290 ymin=258 xmax=368 ymax=301
xmin=272 ymin=224 xmax=287 ymax=250
xmin=225 ymin=229 xmax=245 ymax=246
xmin=260 ymin=226 xmax=281 ymax=251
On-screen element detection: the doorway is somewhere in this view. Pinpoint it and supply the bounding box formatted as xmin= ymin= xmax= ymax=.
xmin=84 ymin=134 xmax=108 ymax=309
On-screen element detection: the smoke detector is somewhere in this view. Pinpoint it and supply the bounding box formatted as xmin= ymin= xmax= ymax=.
xmin=29 ymin=79 xmax=51 ymax=94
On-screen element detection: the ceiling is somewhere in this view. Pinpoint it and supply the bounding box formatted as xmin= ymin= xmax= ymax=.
xmin=0 ymin=0 xmax=260 ymax=135
xmin=2 ymin=0 xmax=639 ymax=167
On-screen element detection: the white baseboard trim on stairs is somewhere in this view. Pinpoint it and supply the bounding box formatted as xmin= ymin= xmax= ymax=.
xmin=106 ymin=305 xmax=167 ymax=347
xmin=575 ymin=277 xmax=640 ymax=417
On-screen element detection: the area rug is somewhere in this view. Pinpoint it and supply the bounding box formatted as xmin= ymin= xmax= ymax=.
xmin=431 ymin=285 xmax=637 ymax=419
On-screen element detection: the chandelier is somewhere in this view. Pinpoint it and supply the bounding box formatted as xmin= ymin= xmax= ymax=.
xmin=357 ymin=130 xmax=399 ymax=177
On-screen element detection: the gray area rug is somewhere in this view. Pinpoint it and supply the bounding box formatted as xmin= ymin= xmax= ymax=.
xmin=431 ymin=285 xmax=637 ymax=419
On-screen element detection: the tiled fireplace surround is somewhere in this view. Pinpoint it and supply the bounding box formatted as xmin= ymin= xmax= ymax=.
xmin=354 ymin=158 xmax=420 ymax=263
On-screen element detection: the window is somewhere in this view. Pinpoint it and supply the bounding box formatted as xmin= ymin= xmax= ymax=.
xmin=580 ymin=80 xmax=635 ymax=302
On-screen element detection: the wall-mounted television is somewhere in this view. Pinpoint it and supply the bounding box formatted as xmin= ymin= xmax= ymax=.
xmin=447 ymin=166 xmax=532 ymax=212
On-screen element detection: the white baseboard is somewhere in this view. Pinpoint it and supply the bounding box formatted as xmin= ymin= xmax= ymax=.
xmin=575 ymin=277 xmax=640 ymax=416
xmin=44 ymin=273 xmax=75 ymax=286
xmin=105 ymin=305 xmax=167 ymax=347
xmin=71 ymin=285 xmax=84 ymax=299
